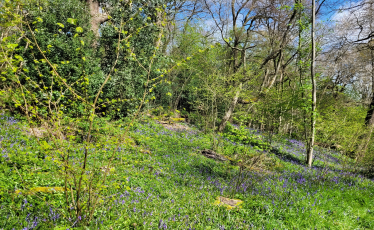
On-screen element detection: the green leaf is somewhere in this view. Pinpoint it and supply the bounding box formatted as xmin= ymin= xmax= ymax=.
xmin=6 ymin=43 xmax=18 ymax=50
xmin=57 ymin=23 xmax=64 ymax=28
xmin=14 ymin=55 xmax=23 ymax=61
xmin=76 ymin=27 xmax=83 ymax=33
xmin=80 ymin=40 xmax=84 ymax=46
xmin=82 ymin=57 xmax=86 ymax=61
xmin=54 ymin=227 xmax=70 ymax=230
xmin=67 ymin=18 xmax=77 ymax=25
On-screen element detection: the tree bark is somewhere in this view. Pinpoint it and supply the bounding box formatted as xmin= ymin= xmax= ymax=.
xmin=306 ymin=0 xmax=316 ymax=168
xmin=365 ymin=97 xmax=374 ymax=126
xmin=154 ymin=9 xmax=164 ymax=48
xmin=86 ymin=0 xmax=109 ymax=37
xmin=267 ymin=51 xmax=283 ymax=90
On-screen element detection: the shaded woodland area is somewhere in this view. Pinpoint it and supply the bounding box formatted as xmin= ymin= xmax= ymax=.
xmin=1 ymin=0 xmax=374 ymax=229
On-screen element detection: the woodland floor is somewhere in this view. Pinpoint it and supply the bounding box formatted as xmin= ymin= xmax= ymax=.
xmin=0 ymin=114 xmax=373 ymax=229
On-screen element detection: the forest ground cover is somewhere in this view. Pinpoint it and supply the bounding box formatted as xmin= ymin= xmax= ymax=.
xmin=0 ymin=113 xmax=373 ymax=230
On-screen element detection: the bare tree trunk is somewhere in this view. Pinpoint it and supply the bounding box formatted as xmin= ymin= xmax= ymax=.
xmin=267 ymin=51 xmax=283 ymax=90
xmin=365 ymin=89 xmax=374 ymax=126
xmin=306 ymin=0 xmax=316 ymax=167
xmin=154 ymin=10 xmax=164 ymax=48
xmin=365 ymin=2 xmax=374 ymax=127
xmin=86 ymin=0 xmax=109 ymax=37
xmin=259 ymin=68 xmax=269 ymax=93
xmin=218 ymin=82 xmax=242 ymax=132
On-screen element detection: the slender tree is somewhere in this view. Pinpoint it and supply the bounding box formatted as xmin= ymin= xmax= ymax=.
xmin=306 ymin=0 xmax=316 ymax=167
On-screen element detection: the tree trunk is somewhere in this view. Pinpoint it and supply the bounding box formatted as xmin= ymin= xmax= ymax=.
xmin=218 ymin=82 xmax=242 ymax=132
xmin=365 ymin=3 xmax=374 ymax=127
xmin=86 ymin=0 xmax=109 ymax=37
xmin=267 ymin=51 xmax=283 ymax=90
xmin=259 ymin=68 xmax=269 ymax=93
xmin=306 ymin=0 xmax=316 ymax=167
xmin=365 ymin=97 xmax=374 ymax=126
xmin=154 ymin=9 xmax=164 ymax=48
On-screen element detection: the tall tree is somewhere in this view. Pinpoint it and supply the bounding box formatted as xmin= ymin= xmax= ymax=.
xmin=306 ymin=0 xmax=316 ymax=167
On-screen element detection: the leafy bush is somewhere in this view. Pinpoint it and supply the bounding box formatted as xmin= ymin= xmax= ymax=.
xmin=223 ymin=123 xmax=270 ymax=151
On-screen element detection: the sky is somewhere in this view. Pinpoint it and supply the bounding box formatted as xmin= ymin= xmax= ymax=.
xmin=168 ymin=0 xmax=370 ymax=48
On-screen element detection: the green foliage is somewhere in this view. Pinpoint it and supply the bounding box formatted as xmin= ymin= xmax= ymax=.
xmin=223 ymin=123 xmax=270 ymax=151
xmin=1 ymin=0 xmax=170 ymax=118
xmin=316 ymin=104 xmax=367 ymax=156
xmin=98 ymin=0 xmax=169 ymax=118
xmin=164 ymin=24 xmax=228 ymax=115
xmin=6 ymin=0 xmax=101 ymax=116
xmin=0 ymin=0 xmax=24 ymax=109
xmin=0 ymin=0 xmax=173 ymax=226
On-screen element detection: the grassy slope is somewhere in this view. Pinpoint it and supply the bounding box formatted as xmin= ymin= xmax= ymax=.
xmin=0 ymin=114 xmax=373 ymax=229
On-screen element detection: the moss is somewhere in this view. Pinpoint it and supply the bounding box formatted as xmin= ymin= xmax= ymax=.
xmin=170 ymin=117 xmax=185 ymax=122
xmin=15 ymin=187 xmax=68 ymax=195
xmin=214 ymin=196 xmax=243 ymax=210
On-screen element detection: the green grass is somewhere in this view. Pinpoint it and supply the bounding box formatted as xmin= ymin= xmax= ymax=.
xmin=0 ymin=114 xmax=373 ymax=229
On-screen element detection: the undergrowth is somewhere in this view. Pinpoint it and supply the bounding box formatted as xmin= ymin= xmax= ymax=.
xmin=0 ymin=114 xmax=373 ymax=229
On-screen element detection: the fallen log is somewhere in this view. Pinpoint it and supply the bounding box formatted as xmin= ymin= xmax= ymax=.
xmin=200 ymin=149 xmax=228 ymax=161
